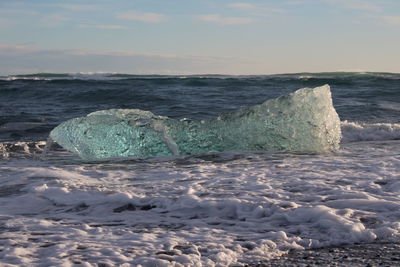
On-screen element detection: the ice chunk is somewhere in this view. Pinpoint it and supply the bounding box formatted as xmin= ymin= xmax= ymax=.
xmin=49 ymin=85 xmax=341 ymax=159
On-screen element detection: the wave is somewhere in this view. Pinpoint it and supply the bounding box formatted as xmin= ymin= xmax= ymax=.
xmin=0 ymin=72 xmax=118 ymax=81
xmin=377 ymin=101 xmax=400 ymax=112
xmin=1 ymin=72 xmax=400 ymax=82
xmin=341 ymin=121 xmax=400 ymax=143
xmin=288 ymin=71 xmax=400 ymax=79
xmin=0 ymin=141 xmax=46 ymax=159
xmin=0 ymin=140 xmax=71 ymax=160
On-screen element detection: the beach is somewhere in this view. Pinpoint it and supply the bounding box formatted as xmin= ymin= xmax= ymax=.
xmin=0 ymin=73 xmax=399 ymax=266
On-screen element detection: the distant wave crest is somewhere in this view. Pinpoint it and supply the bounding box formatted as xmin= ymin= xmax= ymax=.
xmin=1 ymin=71 xmax=400 ymax=82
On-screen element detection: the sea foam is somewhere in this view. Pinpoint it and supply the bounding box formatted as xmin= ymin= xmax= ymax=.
xmin=341 ymin=121 xmax=400 ymax=142
xmin=1 ymin=139 xmax=399 ymax=265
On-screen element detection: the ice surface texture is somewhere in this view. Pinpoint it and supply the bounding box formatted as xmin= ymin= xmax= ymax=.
xmin=50 ymin=85 xmax=341 ymax=159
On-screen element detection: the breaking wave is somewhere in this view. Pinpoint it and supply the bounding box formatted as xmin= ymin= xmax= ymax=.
xmin=341 ymin=121 xmax=400 ymax=143
xmin=1 ymin=71 xmax=400 ymax=82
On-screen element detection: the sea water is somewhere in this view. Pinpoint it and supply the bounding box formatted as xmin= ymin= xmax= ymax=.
xmin=0 ymin=73 xmax=399 ymax=266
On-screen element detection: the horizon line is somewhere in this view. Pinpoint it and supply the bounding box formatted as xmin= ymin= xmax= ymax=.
xmin=2 ymin=70 xmax=400 ymax=77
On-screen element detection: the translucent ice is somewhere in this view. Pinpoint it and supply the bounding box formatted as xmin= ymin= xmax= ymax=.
xmin=49 ymin=85 xmax=341 ymax=159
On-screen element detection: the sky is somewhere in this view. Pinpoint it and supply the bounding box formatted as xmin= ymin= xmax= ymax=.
xmin=0 ymin=0 xmax=399 ymax=75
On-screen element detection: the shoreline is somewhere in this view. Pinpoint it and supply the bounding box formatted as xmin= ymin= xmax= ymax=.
xmin=251 ymin=243 xmax=400 ymax=267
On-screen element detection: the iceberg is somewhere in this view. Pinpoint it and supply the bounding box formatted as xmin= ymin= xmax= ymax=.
xmin=49 ymin=85 xmax=341 ymax=160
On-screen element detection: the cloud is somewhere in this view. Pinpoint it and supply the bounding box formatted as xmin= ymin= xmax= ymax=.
xmin=117 ymin=11 xmax=166 ymax=23
xmin=197 ymin=14 xmax=254 ymax=25
xmin=228 ymin=2 xmax=286 ymax=15
xmin=382 ymin=16 xmax=400 ymax=26
xmin=0 ymin=43 xmax=38 ymax=55
xmin=229 ymin=3 xmax=255 ymax=9
xmin=285 ymin=1 xmax=305 ymax=5
xmin=78 ymin=24 xmax=128 ymax=30
xmin=55 ymin=4 xmax=98 ymax=11
xmin=0 ymin=43 xmax=265 ymax=75
xmin=324 ymin=0 xmax=382 ymax=12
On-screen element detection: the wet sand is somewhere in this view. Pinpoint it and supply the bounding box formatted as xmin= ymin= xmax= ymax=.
xmin=251 ymin=243 xmax=400 ymax=267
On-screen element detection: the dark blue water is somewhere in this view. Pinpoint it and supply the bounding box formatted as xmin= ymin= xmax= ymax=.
xmin=1 ymin=72 xmax=399 ymax=142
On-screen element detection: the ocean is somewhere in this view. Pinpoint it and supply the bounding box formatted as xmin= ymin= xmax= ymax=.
xmin=0 ymin=72 xmax=399 ymax=266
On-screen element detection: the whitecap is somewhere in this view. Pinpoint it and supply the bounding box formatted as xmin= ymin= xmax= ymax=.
xmin=341 ymin=121 xmax=400 ymax=142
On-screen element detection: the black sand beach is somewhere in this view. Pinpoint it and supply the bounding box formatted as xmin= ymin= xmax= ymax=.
xmin=253 ymin=243 xmax=400 ymax=267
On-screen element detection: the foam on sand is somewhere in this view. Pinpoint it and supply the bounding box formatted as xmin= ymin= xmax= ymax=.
xmin=0 ymin=139 xmax=399 ymax=265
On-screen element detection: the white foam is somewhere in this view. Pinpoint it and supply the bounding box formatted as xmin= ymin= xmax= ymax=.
xmin=0 ymin=141 xmax=47 ymax=159
xmin=1 ymin=76 xmax=51 ymax=81
xmin=341 ymin=121 xmax=400 ymax=142
xmin=0 ymin=139 xmax=399 ymax=265
xmin=0 ymin=73 xmax=120 ymax=81
xmin=72 ymin=72 xmax=119 ymax=80
xmin=377 ymin=101 xmax=400 ymax=112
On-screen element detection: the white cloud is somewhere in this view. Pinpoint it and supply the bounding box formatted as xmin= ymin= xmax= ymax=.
xmin=228 ymin=3 xmax=255 ymax=9
xmin=0 ymin=43 xmax=265 ymax=75
xmin=55 ymin=4 xmax=98 ymax=11
xmin=228 ymin=2 xmax=286 ymax=15
xmin=285 ymin=1 xmax=305 ymax=5
xmin=78 ymin=24 xmax=128 ymax=30
xmin=0 ymin=43 xmax=38 ymax=55
xmin=117 ymin=11 xmax=166 ymax=23
xmin=197 ymin=14 xmax=254 ymax=25
xmin=382 ymin=16 xmax=400 ymax=26
xmin=324 ymin=0 xmax=381 ymax=12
